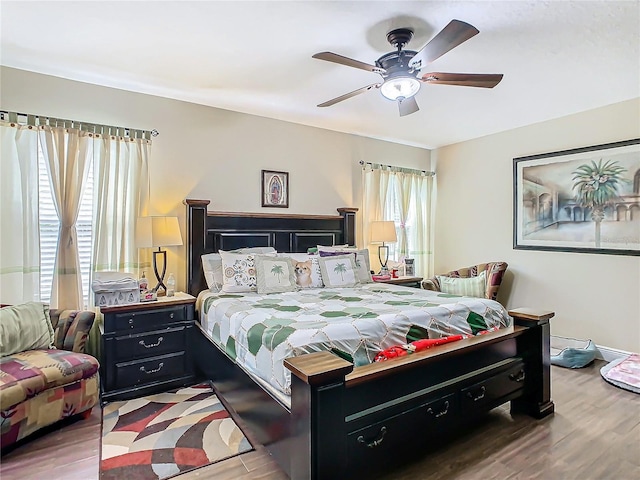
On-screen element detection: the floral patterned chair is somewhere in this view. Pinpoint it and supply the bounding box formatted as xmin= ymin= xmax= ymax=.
xmin=0 ymin=303 xmax=99 ymax=449
xmin=422 ymin=262 xmax=508 ymax=302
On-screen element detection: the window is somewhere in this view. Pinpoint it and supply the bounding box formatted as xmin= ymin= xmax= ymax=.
xmin=37 ymin=145 xmax=94 ymax=307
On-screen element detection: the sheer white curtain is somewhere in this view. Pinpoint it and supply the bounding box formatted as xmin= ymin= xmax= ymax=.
xmin=0 ymin=122 xmax=40 ymax=304
xmin=92 ymin=134 xmax=150 ymax=274
xmin=38 ymin=125 xmax=91 ymax=310
xmin=362 ymin=163 xmax=436 ymax=278
xmin=362 ymin=165 xmax=393 ymax=271
xmin=86 ymin=133 xmax=151 ymax=359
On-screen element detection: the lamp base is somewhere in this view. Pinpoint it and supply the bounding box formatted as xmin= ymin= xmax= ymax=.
xmin=152 ymin=248 xmax=168 ymax=294
xmin=379 ymin=265 xmax=390 ymax=275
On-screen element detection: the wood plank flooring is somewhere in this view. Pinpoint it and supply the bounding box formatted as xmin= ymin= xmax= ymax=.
xmin=1 ymin=360 xmax=638 ymax=480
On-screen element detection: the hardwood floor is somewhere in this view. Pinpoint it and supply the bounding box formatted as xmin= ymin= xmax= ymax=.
xmin=1 ymin=361 xmax=638 ymax=480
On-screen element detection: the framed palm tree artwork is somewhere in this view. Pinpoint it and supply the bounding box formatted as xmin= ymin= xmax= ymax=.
xmin=513 ymin=138 xmax=640 ymax=256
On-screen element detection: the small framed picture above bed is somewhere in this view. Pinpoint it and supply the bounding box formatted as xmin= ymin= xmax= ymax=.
xmin=261 ymin=170 xmax=289 ymax=208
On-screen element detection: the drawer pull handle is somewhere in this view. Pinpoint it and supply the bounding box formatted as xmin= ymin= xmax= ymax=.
xmin=467 ymin=386 xmax=486 ymax=402
xmin=139 ymin=337 xmax=164 ymax=349
xmin=357 ymin=426 xmax=387 ymax=449
xmin=169 ymin=313 xmax=174 ymax=319
xmin=509 ymin=370 xmax=526 ymax=382
xmin=427 ymin=400 xmax=450 ymax=418
xmin=140 ymin=362 xmax=164 ymax=374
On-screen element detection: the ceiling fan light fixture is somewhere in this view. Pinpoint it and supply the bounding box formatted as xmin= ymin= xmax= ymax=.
xmin=380 ymin=76 xmax=421 ymax=101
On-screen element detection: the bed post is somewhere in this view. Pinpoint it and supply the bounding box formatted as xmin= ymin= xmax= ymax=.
xmin=185 ymin=199 xmax=210 ymax=297
xmin=509 ymin=308 xmax=555 ymax=419
xmin=338 ymin=208 xmax=358 ymax=246
xmin=285 ymin=351 xmax=354 ymax=479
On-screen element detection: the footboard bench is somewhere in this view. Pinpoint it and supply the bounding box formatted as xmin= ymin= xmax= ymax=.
xmin=283 ymin=308 xmax=554 ymax=479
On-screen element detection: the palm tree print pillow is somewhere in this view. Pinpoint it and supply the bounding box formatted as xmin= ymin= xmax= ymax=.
xmin=317 ymin=254 xmax=360 ymax=288
xmin=255 ymin=255 xmax=299 ymax=294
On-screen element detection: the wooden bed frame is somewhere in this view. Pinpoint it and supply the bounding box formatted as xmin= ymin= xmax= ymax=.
xmin=185 ymin=199 xmax=554 ymax=479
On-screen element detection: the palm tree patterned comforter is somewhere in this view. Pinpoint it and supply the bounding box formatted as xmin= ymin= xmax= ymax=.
xmin=197 ymin=283 xmax=512 ymax=395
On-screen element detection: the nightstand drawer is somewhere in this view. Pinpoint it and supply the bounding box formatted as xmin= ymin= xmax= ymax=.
xmin=112 ymin=352 xmax=187 ymax=389
xmin=106 ymin=305 xmax=188 ymax=333
xmin=111 ymin=326 xmax=189 ymax=362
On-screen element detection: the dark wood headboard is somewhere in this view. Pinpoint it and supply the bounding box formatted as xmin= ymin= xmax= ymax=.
xmin=185 ymin=199 xmax=358 ymax=297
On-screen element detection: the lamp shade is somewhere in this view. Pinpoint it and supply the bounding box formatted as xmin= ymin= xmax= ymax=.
xmin=136 ymin=216 xmax=183 ymax=248
xmin=370 ymin=221 xmax=397 ymax=243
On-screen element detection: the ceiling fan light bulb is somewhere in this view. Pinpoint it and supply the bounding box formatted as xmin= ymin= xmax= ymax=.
xmin=380 ymin=77 xmax=421 ymax=100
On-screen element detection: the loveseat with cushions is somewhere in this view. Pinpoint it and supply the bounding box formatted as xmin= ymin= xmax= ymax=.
xmin=0 ymin=303 xmax=100 ymax=449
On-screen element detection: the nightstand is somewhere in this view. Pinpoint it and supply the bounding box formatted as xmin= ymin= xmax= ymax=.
xmin=374 ymin=276 xmax=424 ymax=288
xmin=100 ymin=292 xmax=196 ymax=404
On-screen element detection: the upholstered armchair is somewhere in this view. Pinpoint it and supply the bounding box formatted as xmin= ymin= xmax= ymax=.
xmin=0 ymin=304 xmax=100 ymax=449
xmin=422 ymin=262 xmax=508 ymax=301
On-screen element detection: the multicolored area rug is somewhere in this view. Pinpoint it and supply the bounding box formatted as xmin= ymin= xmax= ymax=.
xmin=100 ymin=383 xmax=252 ymax=480
xmin=600 ymin=354 xmax=640 ymax=394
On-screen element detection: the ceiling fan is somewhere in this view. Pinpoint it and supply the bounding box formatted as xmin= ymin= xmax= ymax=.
xmin=312 ymin=19 xmax=503 ymax=117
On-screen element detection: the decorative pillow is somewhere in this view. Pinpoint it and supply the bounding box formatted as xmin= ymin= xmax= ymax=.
xmin=278 ymin=253 xmax=324 ymax=289
xmin=255 ymin=255 xmax=298 ymax=294
xmin=318 ymin=247 xmax=373 ymax=284
xmin=202 ymin=247 xmax=276 ymax=292
xmin=318 ymin=254 xmax=360 ymax=288
xmin=437 ymin=271 xmax=487 ymax=298
xmin=219 ymin=251 xmax=259 ymax=293
xmin=0 ymin=302 xmax=54 ymax=357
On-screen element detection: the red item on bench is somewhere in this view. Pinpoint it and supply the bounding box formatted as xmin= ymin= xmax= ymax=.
xmin=373 ymin=335 xmax=464 ymax=362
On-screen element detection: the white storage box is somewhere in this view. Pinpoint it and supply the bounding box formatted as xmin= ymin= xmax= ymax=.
xmin=92 ymin=272 xmax=139 ymax=307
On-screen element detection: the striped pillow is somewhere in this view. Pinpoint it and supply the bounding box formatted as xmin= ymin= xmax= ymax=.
xmin=437 ymin=271 xmax=486 ymax=298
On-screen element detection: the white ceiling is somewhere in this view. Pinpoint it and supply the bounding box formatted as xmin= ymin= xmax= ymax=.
xmin=1 ymin=1 xmax=639 ymax=149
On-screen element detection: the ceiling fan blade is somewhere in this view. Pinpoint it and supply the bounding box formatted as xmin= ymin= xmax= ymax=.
xmin=421 ymin=72 xmax=504 ymax=88
xmin=398 ymin=96 xmax=419 ymax=117
xmin=317 ymin=83 xmax=382 ymax=107
xmin=409 ymin=20 xmax=479 ymax=69
xmin=313 ymin=52 xmax=385 ymax=74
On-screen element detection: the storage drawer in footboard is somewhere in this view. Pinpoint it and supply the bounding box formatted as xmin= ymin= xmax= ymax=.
xmin=347 ymin=393 xmax=458 ymax=470
xmin=460 ymin=359 xmax=526 ymax=411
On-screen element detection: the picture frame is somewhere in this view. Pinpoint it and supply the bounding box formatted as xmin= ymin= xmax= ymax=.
xmin=513 ymin=138 xmax=640 ymax=256
xmin=404 ymin=258 xmax=415 ymax=276
xmin=261 ymin=170 xmax=289 ymax=208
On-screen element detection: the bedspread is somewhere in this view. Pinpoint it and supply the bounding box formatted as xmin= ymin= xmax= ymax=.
xmin=197 ymin=284 xmax=512 ymax=395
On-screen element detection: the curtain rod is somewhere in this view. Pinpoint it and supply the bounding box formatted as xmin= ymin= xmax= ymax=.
xmin=0 ymin=110 xmax=159 ymax=140
xmin=359 ymin=160 xmax=435 ymax=177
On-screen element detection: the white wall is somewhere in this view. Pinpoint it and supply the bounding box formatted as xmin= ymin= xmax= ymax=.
xmin=434 ymin=98 xmax=640 ymax=353
xmin=1 ymin=67 xmax=430 ymax=292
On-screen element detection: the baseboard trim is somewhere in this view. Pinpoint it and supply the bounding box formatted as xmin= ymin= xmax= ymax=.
xmin=550 ymin=335 xmax=632 ymax=363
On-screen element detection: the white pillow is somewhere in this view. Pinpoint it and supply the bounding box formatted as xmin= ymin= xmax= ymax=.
xmin=255 ymin=255 xmax=298 ymax=294
xmin=235 ymin=246 xmax=276 ymax=254
xmin=202 ymin=253 xmax=223 ymax=291
xmin=278 ymin=253 xmax=324 ymax=289
xmin=437 ymin=271 xmax=487 ymax=298
xmin=318 ymin=246 xmax=373 ymax=284
xmin=318 ymin=254 xmax=360 ymax=288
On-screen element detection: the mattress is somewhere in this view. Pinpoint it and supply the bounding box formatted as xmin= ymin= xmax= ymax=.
xmin=196 ymin=283 xmax=512 ymax=396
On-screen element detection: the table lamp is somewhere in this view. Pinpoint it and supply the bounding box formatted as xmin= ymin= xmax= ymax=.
xmin=370 ymin=221 xmax=397 ymax=275
xmin=136 ymin=216 xmax=183 ymax=294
